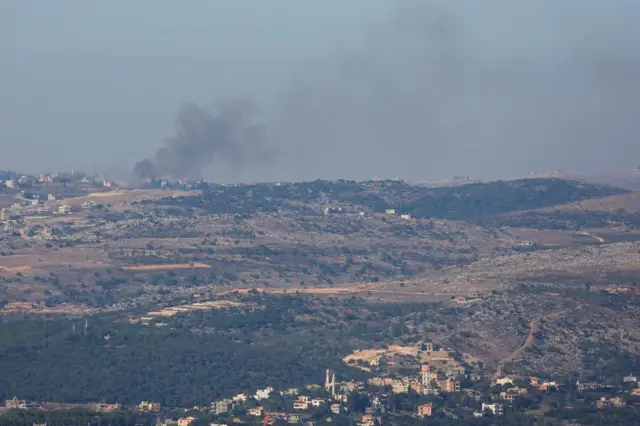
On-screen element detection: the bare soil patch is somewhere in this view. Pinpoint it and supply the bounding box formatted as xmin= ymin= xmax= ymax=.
xmin=122 ymin=262 xmax=211 ymax=272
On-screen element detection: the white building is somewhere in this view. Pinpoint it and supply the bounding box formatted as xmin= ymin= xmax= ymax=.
xmin=232 ymin=393 xmax=247 ymax=403
xmin=482 ymin=403 xmax=503 ymax=416
xmin=254 ymin=386 xmax=273 ymax=401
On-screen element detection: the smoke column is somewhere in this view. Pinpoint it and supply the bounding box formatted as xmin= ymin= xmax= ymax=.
xmin=133 ymin=99 xmax=269 ymax=180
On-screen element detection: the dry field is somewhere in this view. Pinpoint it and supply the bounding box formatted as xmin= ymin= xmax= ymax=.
xmin=130 ymin=300 xmax=247 ymax=323
xmin=64 ymin=189 xmax=199 ymax=208
xmin=0 ymin=246 xmax=110 ymax=275
xmin=343 ymin=345 xmax=455 ymax=367
xmin=0 ymin=301 xmax=99 ymax=316
xmin=0 ymin=265 xmax=32 ymax=274
xmin=122 ymin=262 xmax=211 ymax=272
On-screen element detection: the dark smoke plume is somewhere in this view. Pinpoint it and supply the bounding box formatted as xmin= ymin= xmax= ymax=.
xmin=133 ymin=100 xmax=270 ymax=180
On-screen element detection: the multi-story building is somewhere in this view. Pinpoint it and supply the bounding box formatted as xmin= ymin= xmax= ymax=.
xmin=212 ymin=400 xmax=230 ymax=415
xmin=437 ymin=378 xmax=461 ymax=393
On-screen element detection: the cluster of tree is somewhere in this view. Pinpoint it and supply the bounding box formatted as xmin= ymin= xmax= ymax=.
xmin=0 ymin=294 xmax=383 ymax=406
xmin=0 ymin=408 xmax=150 ymax=426
xmin=152 ymin=178 xmax=626 ymax=221
xmin=486 ymin=210 xmax=640 ymax=231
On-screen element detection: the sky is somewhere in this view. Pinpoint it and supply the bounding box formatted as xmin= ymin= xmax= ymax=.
xmin=1 ymin=0 xmax=639 ymax=183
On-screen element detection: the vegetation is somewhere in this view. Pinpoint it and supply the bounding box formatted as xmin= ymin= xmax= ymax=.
xmin=0 ymin=409 xmax=149 ymax=426
xmin=152 ymin=178 xmax=627 ymax=221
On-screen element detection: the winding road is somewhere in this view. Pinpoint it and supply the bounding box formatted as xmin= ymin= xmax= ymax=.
xmin=492 ymin=307 xmax=575 ymax=380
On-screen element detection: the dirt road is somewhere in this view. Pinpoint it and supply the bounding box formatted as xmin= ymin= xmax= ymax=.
xmin=492 ymin=320 xmax=537 ymax=380
xmin=492 ymin=307 xmax=574 ymax=380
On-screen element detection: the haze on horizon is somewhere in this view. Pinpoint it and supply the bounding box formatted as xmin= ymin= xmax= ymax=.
xmin=1 ymin=0 xmax=639 ymax=183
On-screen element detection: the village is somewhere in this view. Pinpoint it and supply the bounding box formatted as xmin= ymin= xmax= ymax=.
xmin=3 ymin=340 xmax=640 ymax=425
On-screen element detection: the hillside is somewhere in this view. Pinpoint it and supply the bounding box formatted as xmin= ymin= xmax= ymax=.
xmin=154 ymin=178 xmax=628 ymax=221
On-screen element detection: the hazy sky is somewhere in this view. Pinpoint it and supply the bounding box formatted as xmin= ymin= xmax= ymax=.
xmin=1 ymin=0 xmax=639 ymax=183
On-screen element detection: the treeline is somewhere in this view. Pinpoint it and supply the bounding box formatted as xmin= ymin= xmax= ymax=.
xmin=485 ymin=210 xmax=640 ymax=230
xmin=153 ymin=178 xmax=627 ymax=221
xmin=0 ymin=408 xmax=151 ymax=426
xmin=0 ymin=294 xmax=377 ymax=406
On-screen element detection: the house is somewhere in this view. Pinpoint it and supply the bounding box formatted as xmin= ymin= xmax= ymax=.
xmin=5 ymin=397 xmax=28 ymax=409
xmin=623 ymin=374 xmax=638 ymax=383
xmin=392 ymin=381 xmax=409 ymax=394
xmin=358 ymin=414 xmax=381 ymax=426
xmin=5 ymin=180 xmax=15 ymax=188
xmin=254 ymin=386 xmax=273 ymax=400
xmin=57 ymin=204 xmax=70 ymax=215
xmin=311 ymin=398 xmax=325 ymax=407
xmin=293 ymin=400 xmax=310 ymax=410
xmin=482 ymin=403 xmax=503 ymax=416
xmin=385 ymin=209 xmax=395 ymax=215
xmin=422 ymin=387 xmax=440 ymax=396
xmin=597 ymin=397 xmax=625 ymax=409
xmin=232 ymin=393 xmax=247 ymax=403
xmin=422 ymin=342 xmax=434 ymax=352
xmin=538 ymin=381 xmax=558 ymax=391
xmin=330 ymin=403 xmax=342 ymax=414
xmin=47 ymin=193 xmax=56 ymax=201
xmin=577 ymin=381 xmax=602 ymax=391
xmin=248 ymin=406 xmax=264 ymax=417
xmin=138 ymin=401 xmax=161 ymax=412
xmin=445 ymin=365 xmax=466 ymax=377
xmin=494 ymin=376 xmax=515 ymax=386
xmin=631 ymin=388 xmax=640 ymax=396
xmin=0 ymin=209 xmax=6 ymax=221
xmin=178 ymin=417 xmax=196 ymax=426
xmin=324 ymin=207 xmax=344 ymax=215
xmin=287 ymin=414 xmax=301 ymax=424
xmin=91 ymin=403 xmax=121 ymax=412
xmin=437 ymin=378 xmax=461 ymax=393
xmin=500 ymin=392 xmax=514 ymax=401
xmin=280 ymin=388 xmax=299 ymax=397
xmin=416 ymin=403 xmax=433 ymax=418
xmin=212 ymin=400 xmax=230 ymax=415
xmin=400 ymin=214 xmax=411 ymax=220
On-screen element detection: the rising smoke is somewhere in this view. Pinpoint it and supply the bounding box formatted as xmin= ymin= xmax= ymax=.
xmin=133 ymin=99 xmax=270 ymax=180
xmin=132 ymin=0 xmax=640 ymax=182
